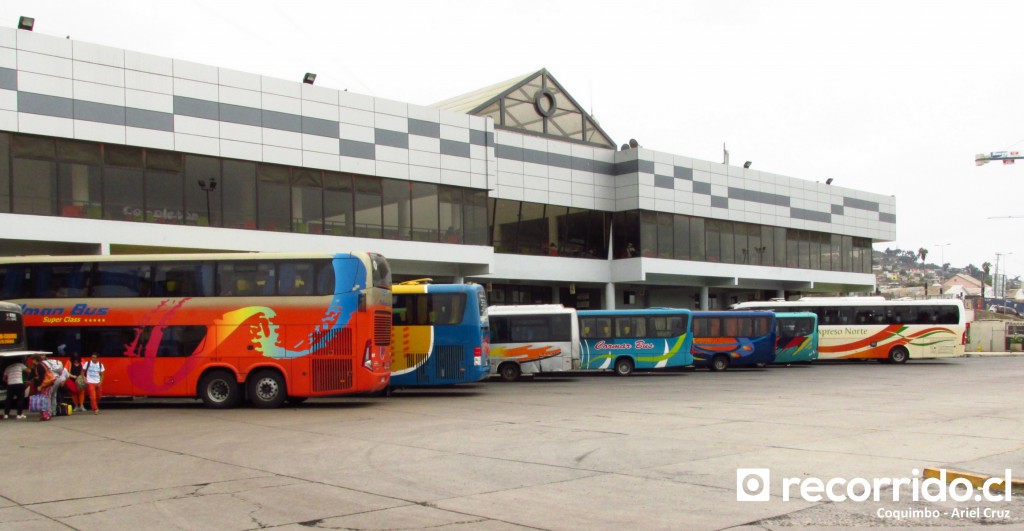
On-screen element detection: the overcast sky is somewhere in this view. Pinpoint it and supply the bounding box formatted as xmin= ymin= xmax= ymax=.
xmin=4 ymin=0 xmax=1022 ymax=279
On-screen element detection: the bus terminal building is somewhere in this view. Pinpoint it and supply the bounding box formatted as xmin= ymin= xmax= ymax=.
xmin=0 ymin=25 xmax=895 ymax=310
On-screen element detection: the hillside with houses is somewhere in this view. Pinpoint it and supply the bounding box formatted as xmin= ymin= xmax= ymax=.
xmin=873 ymin=248 xmax=1022 ymax=305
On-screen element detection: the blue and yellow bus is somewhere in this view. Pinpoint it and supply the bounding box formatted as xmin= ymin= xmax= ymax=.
xmin=389 ymin=281 xmax=490 ymax=388
xmin=691 ymin=311 xmax=775 ymax=370
xmin=577 ymin=309 xmax=693 ymax=376
xmin=774 ymin=312 xmax=819 ymax=364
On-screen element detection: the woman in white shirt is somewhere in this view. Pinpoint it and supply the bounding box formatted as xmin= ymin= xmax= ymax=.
xmin=3 ymin=358 xmax=28 ymax=419
xmin=84 ymin=353 xmax=105 ymax=414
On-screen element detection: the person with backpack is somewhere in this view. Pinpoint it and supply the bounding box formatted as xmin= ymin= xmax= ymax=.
xmin=84 ymin=353 xmax=104 ymax=414
xmin=3 ymin=356 xmax=28 ymax=419
xmin=43 ymin=352 xmax=67 ymax=417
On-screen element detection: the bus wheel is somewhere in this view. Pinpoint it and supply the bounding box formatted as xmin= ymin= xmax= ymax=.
xmin=888 ymin=346 xmax=909 ymax=364
xmin=248 ymin=369 xmax=287 ymax=409
xmin=498 ymin=362 xmax=521 ymax=382
xmin=614 ymin=357 xmax=634 ymax=376
xmin=710 ymin=355 xmax=730 ymax=371
xmin=199 ymin=370 xmax=240 ymax=409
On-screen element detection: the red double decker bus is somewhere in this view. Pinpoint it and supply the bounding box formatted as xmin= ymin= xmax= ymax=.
xmin=0 ymin=251 xmax=392 ymax=408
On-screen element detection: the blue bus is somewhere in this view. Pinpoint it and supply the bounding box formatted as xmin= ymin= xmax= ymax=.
xmin=691 ymin=311 xmax=775 ymax=370
xmin=577 ymin=309 xmax=693 ymax=376
xmin=774 ymin=312 xmax=819 ymax=364
xmin=389 ymin=281 xmax=490 ymax=388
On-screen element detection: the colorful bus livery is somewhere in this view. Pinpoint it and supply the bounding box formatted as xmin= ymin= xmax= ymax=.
xmin=390 ymin=282 xmax=490 ymax=388
xmin=578 ymin=309 xmax=693 ymax=376
xmin=733 ymin=298 xmax=967 ymax=363
xmin=488 ymin=305 xmax=579 ymax=381
xmin=691 ymin=311 xmax=776 ymax=370
xmin=2 ymin=252 xmax=393 ymax=408
xmin=774 ymin=312 xmax=819 ymax=364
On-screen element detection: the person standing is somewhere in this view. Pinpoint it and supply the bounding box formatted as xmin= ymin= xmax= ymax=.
xmin=2 ymin=357 xmax=28 ymax=419
xmin=42 ymin=353 xmax=66 ymax=417
xmin=83 ymin=353 xmax=104 ymax=414
xmin=65 ymin=355 xmax=85 ymax=412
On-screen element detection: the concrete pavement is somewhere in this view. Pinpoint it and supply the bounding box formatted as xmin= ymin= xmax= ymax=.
xmin=0 ymin=356 xmax=1022 ymax=529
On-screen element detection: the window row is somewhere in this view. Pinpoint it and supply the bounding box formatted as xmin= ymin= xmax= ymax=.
xmin=27 ymin=325 xmax=207 ymax=359
xmin=579 ymin=314 xmax=689 ymax=340
xmin=781 ymin=305 xmax=961 ymax=326
xmin=613 ymin=210 xmax=874 ymax=273
xmin=0 ymin=133 xmax=488 ymax=245
xmin=392 ymin=293 xmax=468 ymax=326
xmin=692 ymin=315 xmax=773 ymax=339
xmin=489 ymin=314 xmax=574 ymax=343
xmin=490 ymin=198 xmax=611 ymax=259
xmin=0 ymin=259 xmax=336 ymax=299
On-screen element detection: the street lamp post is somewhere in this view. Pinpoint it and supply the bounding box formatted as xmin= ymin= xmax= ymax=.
xmin=197 ymin=177 xmax=217 ymax=226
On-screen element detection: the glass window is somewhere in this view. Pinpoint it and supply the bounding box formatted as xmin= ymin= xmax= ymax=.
xmin=0 ymin=133 xmax=9 ymax=213
xmin=775 ymin=227 xmax=787 ymax=267
xmin=185 ymin=155 xmax=221 ymax=226
xmin=657 ymin=212 xmax=673 ymax=259
xmin=381 ymin=179 xmax=411 ymax=240
xmin=614 ymin=316 xmax=646 ymax=338
xmin=92 ymin=262 xmax=152 ymax=297
xmin=705 ymin=220 xmax=722 ymax=262
xmin=639 ymin=211 xmax=657 ymax=258
xmin=463 ymin=189 xmax=488 ymax=245
xmin=674 ymin=215 xmax=690 ymax=260
xmin=58 ymin=160 xmax=101 ymax=218
xmin=153 ymin=262 xmax=214 ymax=297
xmin=81 ymin=326 xmax=140 ymax=358
xmin=761 ymin=226 xmax=774 ymax=266
xmin=104 ymin=144 xmax=143 ymax=168
xmin=734 ymin=223 xmax=749 ymax=264
xmin=545 ymin=204 xmax=568 ymax=255
xmin=30 ymin=263 xmax=90 ymax=298
xmin=217 ymin=261 xmax=275 ymax=296
xmin=819 ymin=233 xmax=831 ymax=271
xmin=492 ymin=199 xmax=519 ymax=253
xmin=809 ymin=232 xmax=821 ymax=270
xmin=831 ymin=234 xmax=843 ymax=272
xmin=747 ymin=225 xmax=762 ymax=265
xmin=614 ymin=210 xmax=640 ymax=258
xmin=324 ymin=172 xmax=354 ymax=236
xmin=392 ymin=293 xmax=466 ymax=326
xmin=58 ymin=139 xmax=102 ymax=164
xmin=257 ymin=164 xmax=290 ymax=232
xmin=693 ymin=316 xmax=721 ymax=338
xmin=13 ymin=135 xmax=56 ymax=159
xmin=720 ymin=221 xmax=734 ymax=264
xmin=517 ymin=202 xmax=546 ymax=254
xmin=144 ymin=169 xmax=184 ymax=224
xmin=141 ymin=325 xmax=206 ymax=358
xmin=580 ymin=317 xmax=612 ymax=339
xmin=291 ymin=169 xmax=323 ymax=234
xmin=278 ymin=262 xmax=315 ymax=296
xmin=146 ymin=150 xmax=183 ymax=172
xmin=786 ymin=230 xmax=799 ymax=268
xmin=439 ymin=186 xmax=463 ymax=243
xmin=222 ymin=160 xmax=256 ymax=229
xmin=411 ymin=182 xmax=439 ymax=242
xmin=690 ymin=218 xmax=705 ymax=261
xmin=490 ymin=314 xmax=573 ymax=343
xmin=354 ymin=176 xmax=382 ymax=238
xmin=842 ymin=236 xmax=853 ymax=273
xmin=13 ymin=158 xmax=57 ymax=215
xmin=648 ymin=314 xmax=688 ymax=338
xmin=103 ymin=166 xmax=144 ymax=221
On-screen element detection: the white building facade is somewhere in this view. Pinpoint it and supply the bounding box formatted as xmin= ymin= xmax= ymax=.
xmin=0 ymin=25 xmax=896 ymax=309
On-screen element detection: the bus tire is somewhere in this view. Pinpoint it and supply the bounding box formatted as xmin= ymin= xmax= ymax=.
xmin=198 ymin=370 xmax=240 ymax=409
xmin=710 ymin=355 xmax=730 ymax=371
xmin=614 ymin=357 xmax=634 ymax=376
xmin=888 ymin=346 xmax=909 ymax=364
xmin=498 ymin=362 xmax=521 ymax=382
xmin=248 ymin=369 xmax=287 ymax=409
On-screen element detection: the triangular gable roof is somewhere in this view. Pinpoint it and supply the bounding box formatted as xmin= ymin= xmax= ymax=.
xmin=433 ymin=68 xmax=616 ymax=149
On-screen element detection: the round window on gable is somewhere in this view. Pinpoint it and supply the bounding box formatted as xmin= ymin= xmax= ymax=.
xmin=534 ymin=88 xmax=557 ymax=118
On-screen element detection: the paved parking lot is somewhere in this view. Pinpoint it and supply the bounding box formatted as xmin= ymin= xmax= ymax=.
xmin=1 ymin=356 xmax=1023 ymax=530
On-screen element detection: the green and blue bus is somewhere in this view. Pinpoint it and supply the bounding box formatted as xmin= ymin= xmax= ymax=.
xmin=691 ymin=311 xmax=776 ymax=371
xmin=577 ymin=309 xmax=693 ymax=376
xmin=389 ymin=281 xmax=490 ymax=389
xmin=774 ymin=312 xmax=819 ymax=364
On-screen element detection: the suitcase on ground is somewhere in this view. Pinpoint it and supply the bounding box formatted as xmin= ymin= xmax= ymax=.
xmin=29 ymin=393 xmax=49 ymax=413
xmin=56 ymin=402 xmax=72 ymax=417
xmin=39 ymin=410 xmax=51 ymax=421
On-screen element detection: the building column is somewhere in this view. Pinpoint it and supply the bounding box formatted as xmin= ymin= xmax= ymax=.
xmin=552 ymin=286 xmax=560 ymax=304
xmin=776 ymin=289 xmax=785 ymax=300
xmin=700 ymin=286 xmax=709 ymax=310
xmin=453 ymin=275 xmax=464 ymax=284
xmin=605 ymin=282 xmax=615 ymax=310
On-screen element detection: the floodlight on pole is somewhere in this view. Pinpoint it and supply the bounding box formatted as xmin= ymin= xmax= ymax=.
xmin=17 ymin=16 xmax=34 ymax=31
xmin=303 ymin=73 xmax=317 ymax=85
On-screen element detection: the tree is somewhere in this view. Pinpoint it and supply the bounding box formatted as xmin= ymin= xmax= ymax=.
xmin=918 ymin=247 xmax=928 ymax=265
xmin=982 ymin=262 xmax=992 ymax=300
